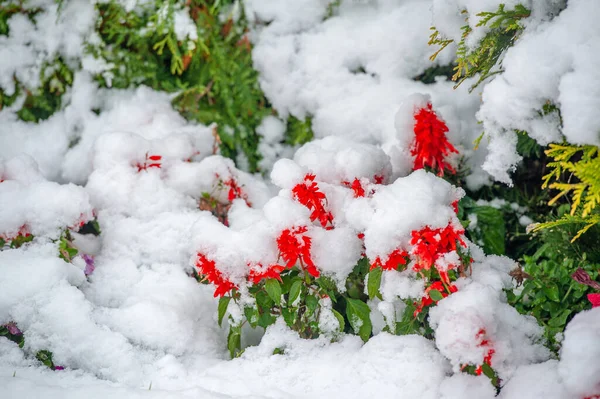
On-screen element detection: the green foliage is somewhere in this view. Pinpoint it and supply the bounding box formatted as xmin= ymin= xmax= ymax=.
xmin=459 ymin=197 xmax=506 ymax=255
xmin=506 ymin=243 xmax=598 ymax=352
xmin=220 ymin=257 xmax=376 ymax=358
xmin=412 ymin=63 xmax=456 ymax=85
xmin=285 ymin=116 xmax=314 ymax=146
xmin=0 ymin=3 xmax=73 ymax=120
xmin=429 ymin=4 xmax=531 ymax=91
xmin=16 ymin=59 xmax=73 ymax=122
xmin=58 ymin=230 xmax=78 ymax=262
xmin=88 ymin=0 xmax=272 ymax=171
xmin=345 ymin=297 xmax=372 ymax=342
xmin=35 ymin=350 xmax=57 ymax=370
xmin=0 ymin=324 xmax=24 ymax=348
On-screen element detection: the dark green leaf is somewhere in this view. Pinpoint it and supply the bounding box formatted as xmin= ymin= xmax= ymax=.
xmin=332 ymin=309 xmax=345 ymax=332
xmin=428 ymin=289 xmax=444 ymax=302
xmin=256 ymin=290 xmax=273 ymax=310
xmin=257 ymin=311 xmax=276 ymax=329
xmin=217 ymin=296 xmax=231 ymax=327
xmin=288 ymin=280 xmax=303 ymax=306
xmin=227 ymin=327 xmax=241 ymax=359
xmin=265 ymin=279 xmax=282 ymax=306
xmin=548 ymin=309 xmax=571 ymax=328
xmin=281 ymin=308 xmax=295 ymax=328
xmin=305 ymin=295 xmax=319 ymax=316
xmin=367 ymin=267 xmax=382 ymax=300
xmin=543 ymin=283 xmax=560 ymax=302
xmin=345 ymin=298 xmax=372 ymax=342
xmin=472 ymin=206 xmax=505 ymax=255
xmin=243 ymin=306 xmax=259 ymax=328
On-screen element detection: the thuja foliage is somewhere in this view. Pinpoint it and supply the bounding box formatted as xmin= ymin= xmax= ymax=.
xmin=426 ymin=2 xmax=600 ymax=352
xmin=89 ymin=0 xmax=271 ymax=171
xmin=0 ymin=2 xmax=74 ymax=121
xmin=429 ymin=4 xmax=530 ymax=91
xmin=1 ymin=0 xmax=312 ymax=172
xmin=532 ymin=144 xmax=600 ymax=241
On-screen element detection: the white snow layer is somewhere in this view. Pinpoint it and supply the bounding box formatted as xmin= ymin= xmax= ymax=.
xmin=1 ymin=0 xmax=599 ymax=398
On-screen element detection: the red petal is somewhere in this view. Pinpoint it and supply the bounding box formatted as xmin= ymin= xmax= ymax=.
xmin=588 ymin=293 xmax=600 ymax=308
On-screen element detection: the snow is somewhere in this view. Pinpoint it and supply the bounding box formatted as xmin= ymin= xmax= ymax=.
xmin=1 ymin=0 xmax=600 ymax=398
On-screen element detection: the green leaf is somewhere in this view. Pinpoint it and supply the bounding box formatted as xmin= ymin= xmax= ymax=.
xmin=272 ymin=347 xmax=285 ymax=355
xmin=543 ymin=283 xmax=560 ymax=302
xmin=548 ymin=309 xmax=571 ymax=328
xmin=243 ymin=306 xmax=259 ymax=328
xmin=281 ymin=308 xmax=295 ymax=328
xmin=227 ymin=327 xmax=241 ymax=359
xmin=472 ymin=206 xmax=505 ymax=255
xmin=345 ymin=298 xmax=372 ymax=342
xmin=481 ymin=363 xmax=500 ymax=387
xmin=257 ymin=311 xmax=276 ymax=329
xmin=36 ymin=350 xmax=54 ymax=369
xmin=256 ymin=290 xmax=273 ymax=310
xmin=428 ymin=289 xmax=444 ymax=302
xmin=217 ymin=296 xmax=231 ymax=327
xmin=265 ymin=279 xmax=282 ymax=306
xmin=288 ymin=280 xmax=303 ymax=306
xmin=355 ymin=257 xmax=370 ymax=275
xmin=305 ymin=295 xmax=319 ymax=316
xmin=332 ymin=309 xmax=345 ymax=332
xmin=367 ymin=267 xmax=382 ymax=300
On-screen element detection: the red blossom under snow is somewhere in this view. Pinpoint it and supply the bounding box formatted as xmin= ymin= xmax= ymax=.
xmin=292 ymin=174 xmax=334 ymax=229
xmin=411 ymin=103 xmax=458 ymax=176
xmin=277 ymin=226 xmax=319 ymax=277
xmin=195 ymin=253 xmax=237 ymax=297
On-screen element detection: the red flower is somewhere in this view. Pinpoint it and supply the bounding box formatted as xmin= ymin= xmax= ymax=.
xmin=413 ymin=281 xmax=458 ymax=317
xmin=343 ymin=178 xmax=366 ymax=198
xmin=137 ymin=153 xmax=162 ymax=172
xmin=411 ymin=103 xmax=458 ymax=176
xmin=222 ymin=176 xmax=251 ymax=206
xmin=474 ymin=328 xmax=495 ymax=376
xmin=588 ymin=293 xmax=600 ymax=308
xmin=277 ymin=226 xmax=319 ymax=277
xmin=195 ymin=253 xmax=237 ymax=297
xmin=411 ymin=224 xmax=466 ymax=275
xmin=370 ymin=248 xmax=409 ymax=271
xmin=373 ymin=174 xmax=385 ymax=184
xmin=451 ymin=200 xmax=459 ymax=214
xmin=248 ymin=263 xmax=286 ymax=284
xmin=292 ymin=174 xmax=333 ymax=228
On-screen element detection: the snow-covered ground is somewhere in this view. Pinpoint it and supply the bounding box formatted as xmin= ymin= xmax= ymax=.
xmin=1 ymin=0 xmax=600 ymax=398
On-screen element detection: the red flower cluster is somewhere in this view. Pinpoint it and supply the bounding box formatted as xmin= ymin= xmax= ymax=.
xmin=411 ymin=223 xmax=466 ymax=283
xmin=411 ymin=103 xmax=458 ymax=176
xmin=195 ymin=253 xmax=237 ymax=297
xmin=413 ymin=281 xmax=458 ymax=317
xmin=342 ymin=178 xmax=366 ymax=198
xmin=223 ymin=177 xmax=251 ymax=206
xmin=0 ymin=224 xmax=31 ymax=243
xmin=247 ymin=263 xmax=285 ymax=284
xmin=474 ymin=328 xmax=495 ymax=376
xmin=277 ymin=226 xmax=319 ymax=277
xmin=136 ymin=153 xmax=162 ymax=172
xmin=292 ymin=174 xmax=333 ymax=228
xmin=370 ymin=248 xmax=409 ymax=271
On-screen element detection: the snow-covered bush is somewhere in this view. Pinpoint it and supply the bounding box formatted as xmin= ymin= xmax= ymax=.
xmin=1 ymin=0 xmax=600 ymax=398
